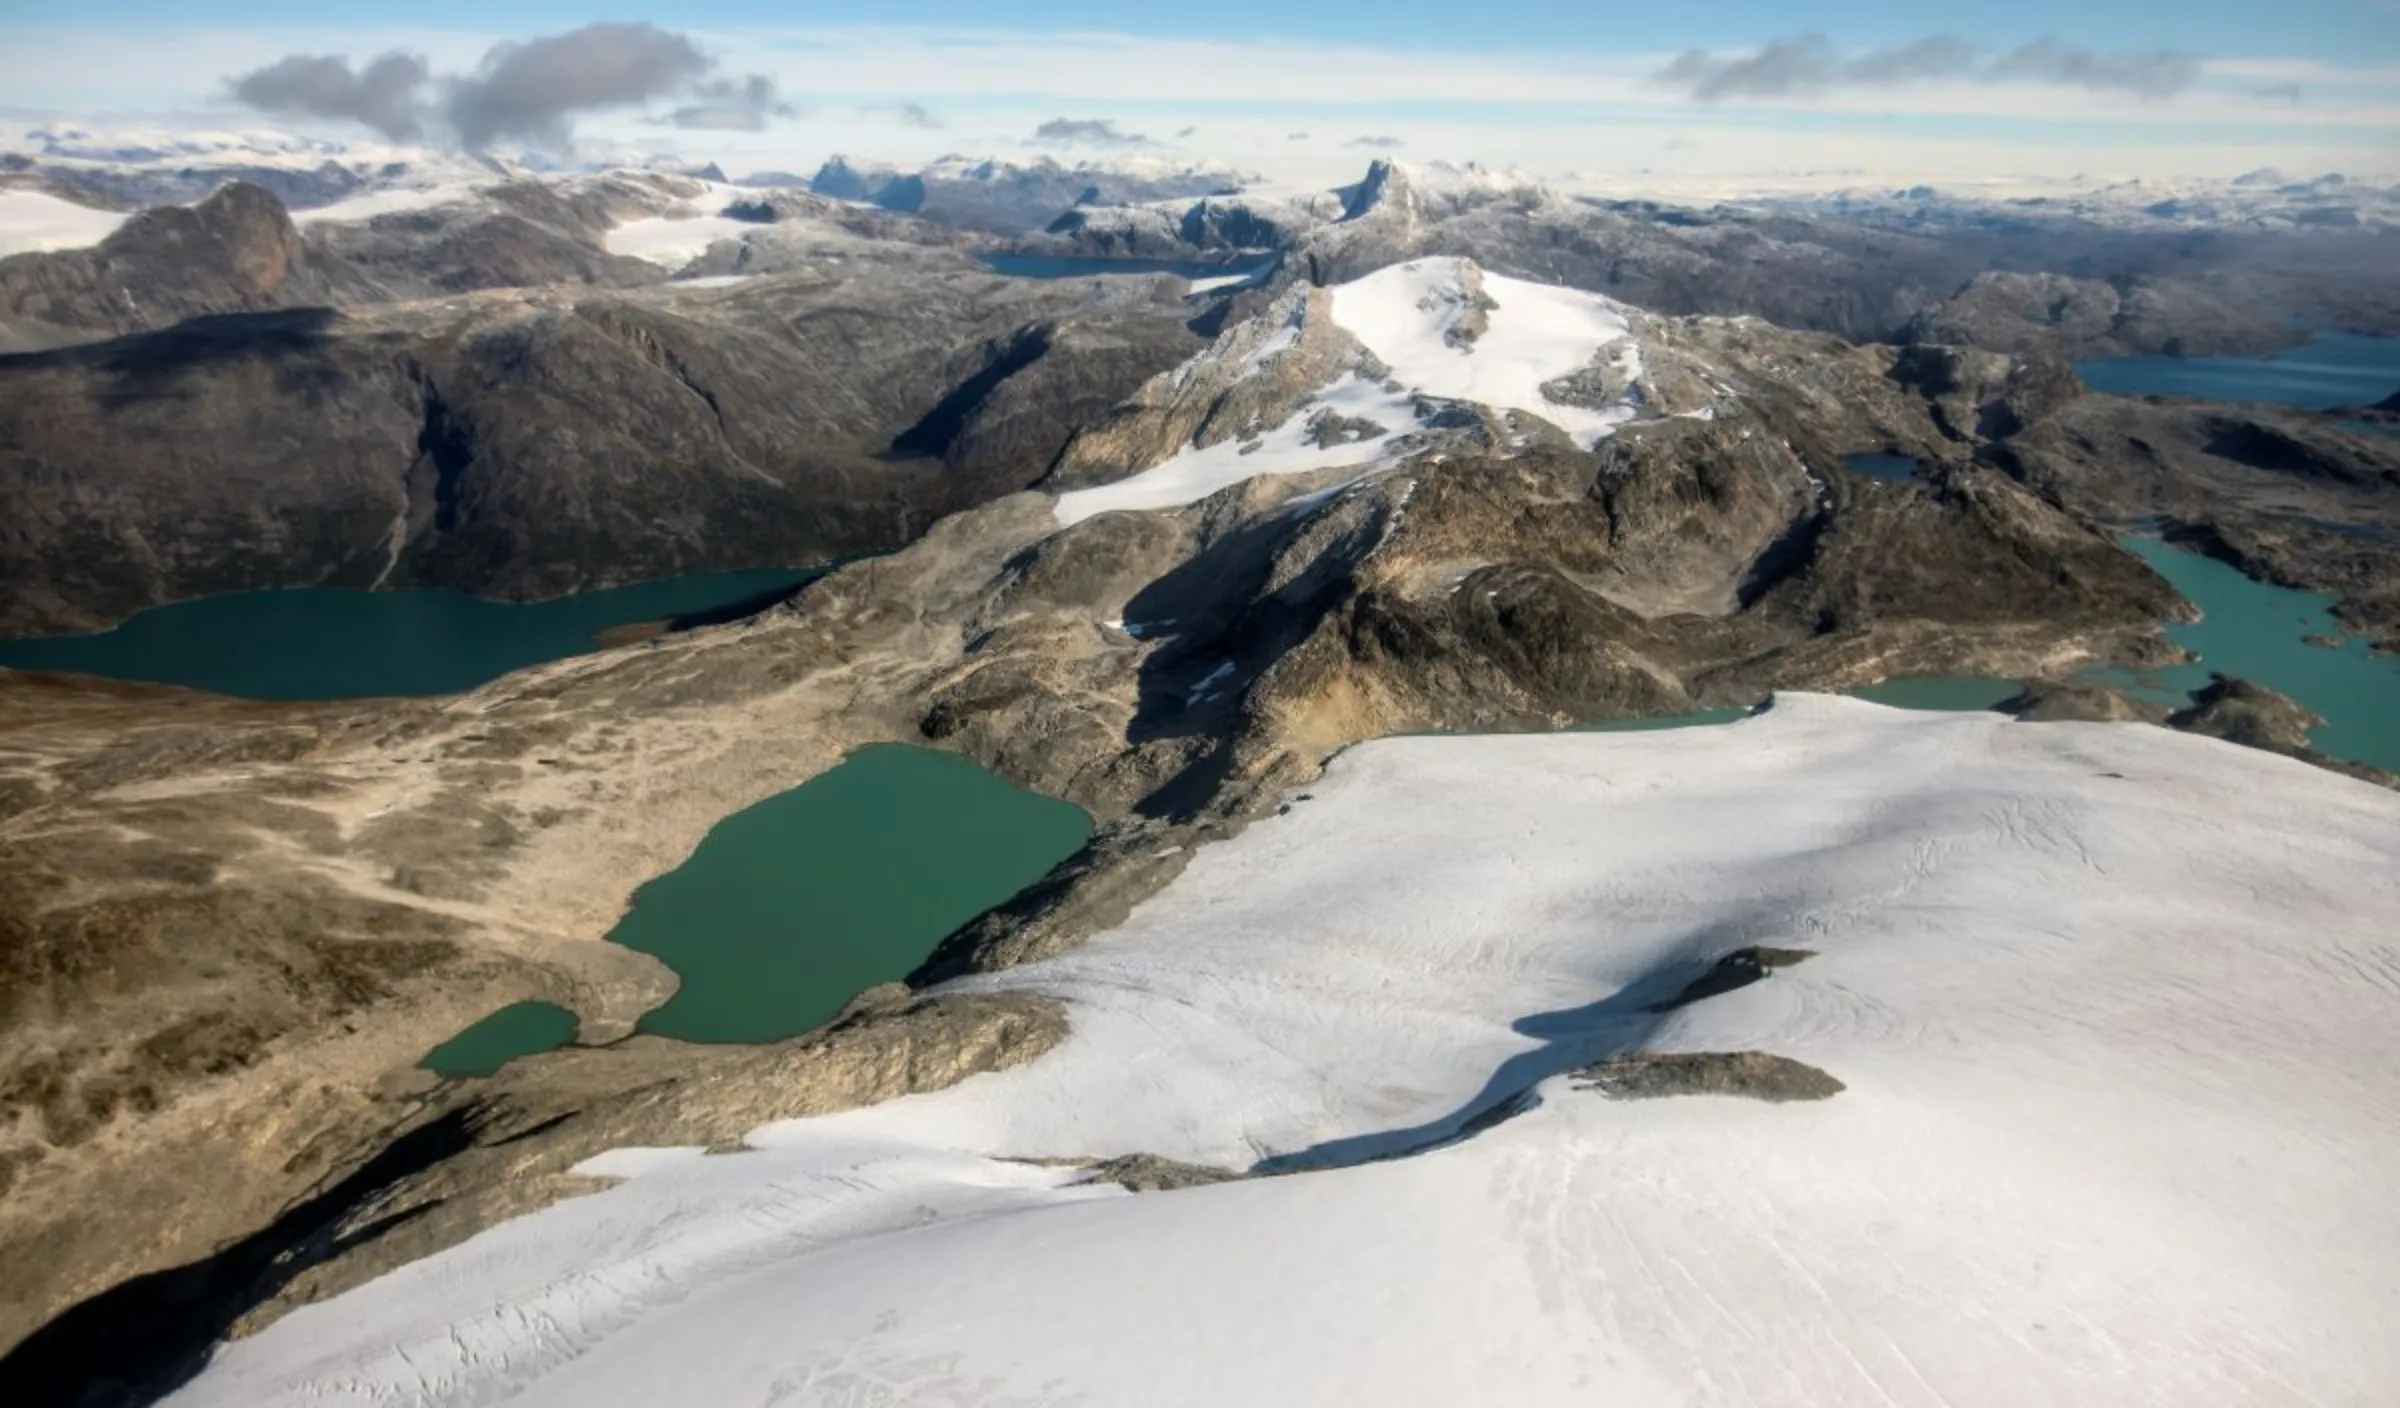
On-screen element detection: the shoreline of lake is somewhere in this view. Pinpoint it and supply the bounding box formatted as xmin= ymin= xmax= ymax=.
xmin=0 ymin=566 xmax=825 ymax=701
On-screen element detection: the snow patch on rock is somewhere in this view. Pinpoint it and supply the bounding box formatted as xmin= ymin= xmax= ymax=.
xmin=1054 ymin=371 xmax=1408 ymax=524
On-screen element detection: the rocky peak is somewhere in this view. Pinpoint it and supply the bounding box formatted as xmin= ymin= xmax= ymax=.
xmin=1341 ymin=159 xmax=1408 ymax=222
xmin=808 ymin=156 xmax=881 ymax=201
xmin=107 ymin=181 xmax=304 ymax=300
xmin=0 ymin=180 xmax=372 ymax=348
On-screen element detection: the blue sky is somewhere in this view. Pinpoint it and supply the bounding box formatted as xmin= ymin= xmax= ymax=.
xmin=1 ymin=4 xmax=2394 ymax=187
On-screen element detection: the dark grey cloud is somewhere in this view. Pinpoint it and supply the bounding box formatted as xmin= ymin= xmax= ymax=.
xmin=1347 ymin=134 xmax=1405 ymax=149
xmin=226 ymin=22 xmax=796 ymax=150
xmin=666 ymin=74 xmax=795 ymax=131
xmin=226 ymin=52 xmax=430 ymax=141
xmin=895 ymin=102 xmax=944 ymax=129
xmin=1175 ymin=125 xmax=1198 ymax=138
xmin=1034 ymin=117 xmax=1153 ymax=147
xmin=1656 ymin=32 xmax=2201 ymax=102
xmin=1987 ymin=39 xmax=2199 ymax=99
xmin=448 ymin=23 xmax=709 ymax=147
xmin=1287 ymin=131 xmax=1311 ymax=141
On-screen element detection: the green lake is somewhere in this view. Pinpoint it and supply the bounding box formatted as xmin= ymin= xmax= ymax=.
xmin=612 ymin=744 xmax=1089 ymax=1045
xmin=0 ymin=568 xmax=821 ymax=701
xmin=2085 ymin=536 xmax=2400 ymax=771
xmin=419 ymin=744 xmax=1092 ymax=1072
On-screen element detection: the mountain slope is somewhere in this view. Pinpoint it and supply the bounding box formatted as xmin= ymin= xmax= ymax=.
xmin=0 ymin=267 xmax=1207 ymax=634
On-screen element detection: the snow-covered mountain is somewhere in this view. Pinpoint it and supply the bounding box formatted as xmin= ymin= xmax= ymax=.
xmin=0 ymin=119 xmax=728 ymax=216
xmin=1052 ymin=256 xmax=1676 ymax=523
xmin=170 ymin=695 xmax=2400 ymax=1406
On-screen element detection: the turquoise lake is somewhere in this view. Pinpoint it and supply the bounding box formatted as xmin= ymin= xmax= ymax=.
xmin=0 ymin=568 xmax=820 ymax=701
xmin=2085 ymin=537 xmax=2400 ymax=771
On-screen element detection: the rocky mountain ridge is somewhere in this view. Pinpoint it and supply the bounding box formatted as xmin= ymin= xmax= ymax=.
xmin=1031 ymin=159 xmax=2400 ymax=358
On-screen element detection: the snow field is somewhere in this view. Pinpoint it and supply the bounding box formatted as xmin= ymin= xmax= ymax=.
xmin=0 ymin=188 xmax=127 ymax=254
xmin=177 ymin=696 xmax=2400 ymax=1406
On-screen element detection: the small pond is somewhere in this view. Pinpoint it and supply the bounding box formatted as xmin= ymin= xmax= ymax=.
xmin=0 ymin=568 xmax=822 ymax=701
xmin=1841 ymin=453 xmax=1925 ymax=483
xmin=421 ymin=1002 xmax=579 ymax=1079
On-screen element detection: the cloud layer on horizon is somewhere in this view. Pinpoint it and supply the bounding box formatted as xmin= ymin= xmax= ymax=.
xmin=1657 ymin=34 xmax=2204 ymax=102
xmin=223 ymin=22 xmax=796 ymax=148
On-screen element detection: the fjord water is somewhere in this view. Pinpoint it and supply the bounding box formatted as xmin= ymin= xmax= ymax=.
xmin=609 ymin=745 xmax=1092 ymax=1044
xmin=2073 ymin=332 xmax=2400 ymax=415
xmin=420 ymin=1002 xmax=579 ymax=1079
xmin=0 ymin=568 xmax=819 ymax=700
xmin=2089 ymin=537 xmax=2400 ymax=771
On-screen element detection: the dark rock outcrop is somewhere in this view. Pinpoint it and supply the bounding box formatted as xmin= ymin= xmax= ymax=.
xmin=2168 ymin=673 xmax=2324 ymax=753
xmin=0 ymin=182 xmax=378 ymax=349
xmin=2003 ymin=681 xmax=2169 ymax=724
xmin=1574 ymin=1051 xmax=1846 ymax=1102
